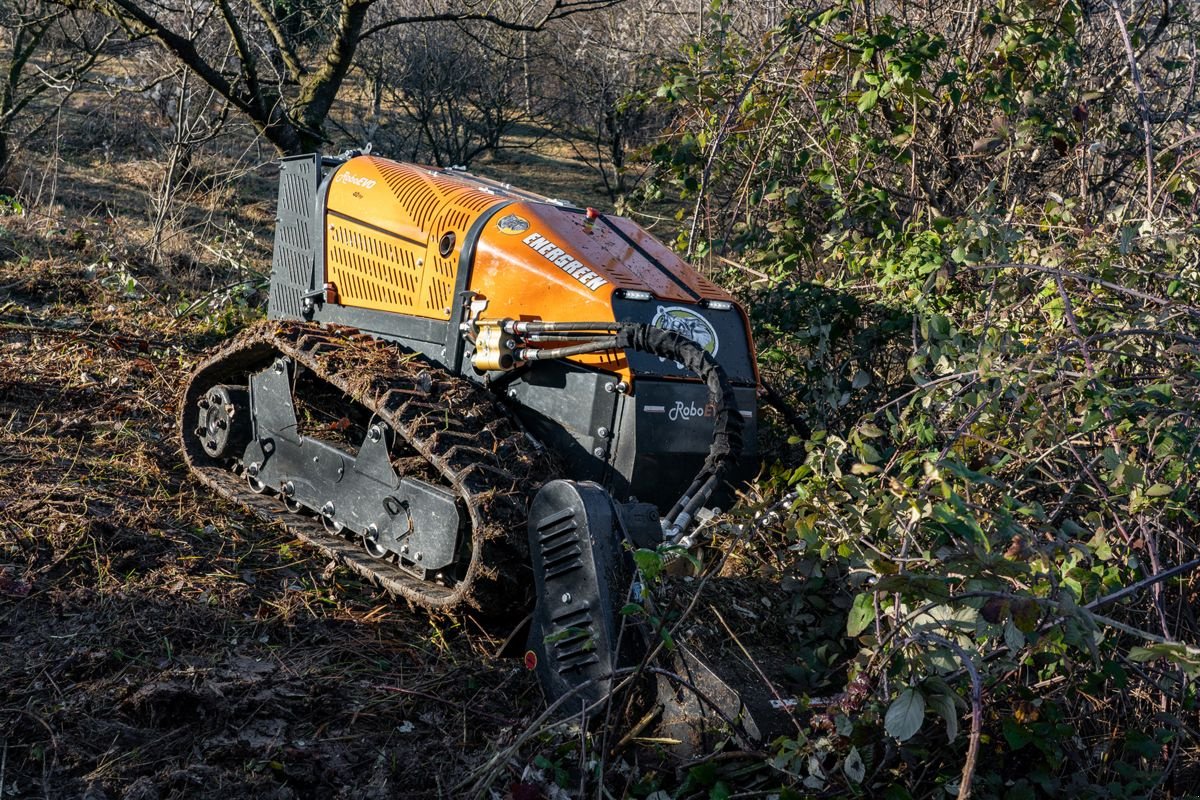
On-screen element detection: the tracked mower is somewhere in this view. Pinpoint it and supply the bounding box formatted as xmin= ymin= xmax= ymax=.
xmin=181 ymin=152 xmax=776 ymax=736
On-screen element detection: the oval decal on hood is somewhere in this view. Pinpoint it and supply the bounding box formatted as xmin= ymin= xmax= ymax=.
xmin=651 ymin=305 xmax=719 ymax=357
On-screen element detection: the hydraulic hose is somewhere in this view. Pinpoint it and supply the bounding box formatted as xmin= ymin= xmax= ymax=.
xmin=522 ymin=339 xmax=620 ymax=360
xmin=513 ymin=321 xmax=744 ymax=539
xmin=613 ymin=323 xmax=743 ymax=538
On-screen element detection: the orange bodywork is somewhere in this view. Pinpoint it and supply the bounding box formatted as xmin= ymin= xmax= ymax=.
xmin=324 ymin=157 xmax=502 ymax=321
xmin=322 ymin=155 xmax=751 ymax=384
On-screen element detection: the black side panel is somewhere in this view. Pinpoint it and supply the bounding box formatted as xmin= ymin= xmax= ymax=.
xmin=269 ymin=154 xmax=323 ymax=321
xmin=526 ymin=480 xmax=634 ymax=713
xmin=502 ymin=363 xmax=757 ymax=511
xmin=612 ymin=297 xmax=756 ymax=386
xmin=242 ymin=359 xmax=463 ymax=573
xmin=504 ymin=361 xmax=620 ymax=487
xmin=610 ymin=381 xmax=758 ymax=511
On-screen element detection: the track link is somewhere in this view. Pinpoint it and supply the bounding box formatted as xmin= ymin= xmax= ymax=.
xmin=179 ymin=320 xmax=554 ymax=610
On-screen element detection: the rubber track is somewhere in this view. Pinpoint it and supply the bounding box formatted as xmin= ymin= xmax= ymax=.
xmin=179 ymin=320 xmax=554 ymax=610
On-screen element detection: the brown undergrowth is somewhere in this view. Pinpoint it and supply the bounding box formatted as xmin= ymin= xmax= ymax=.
xmin=0 ymin=229 xmax=551 ymax=799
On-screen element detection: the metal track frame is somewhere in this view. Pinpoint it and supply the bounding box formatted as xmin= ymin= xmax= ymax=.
xmin=179 ymin=321 xmax=555 ymax=609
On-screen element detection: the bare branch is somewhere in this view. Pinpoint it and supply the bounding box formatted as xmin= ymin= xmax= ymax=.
xmin=1086 ymin=558 xmax=1200 ymax=613
xmin=915 ymin=633 xmax=983 ymax=800
xmin=214 ymin=0 xmax=265 ymax=118
xmin=360 ymin=0 xmax=626 ymax=40
xmin=1108 ymin=0 xmax=1157 ymax=212
xmin=246 ymin=0 xmax=306 ymax=83
xmin=82 ymin=0 xmax=247 ymax=117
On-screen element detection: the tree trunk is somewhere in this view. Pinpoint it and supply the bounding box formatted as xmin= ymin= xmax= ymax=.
xmin=291 ymin=0 xmax=371 ymax=153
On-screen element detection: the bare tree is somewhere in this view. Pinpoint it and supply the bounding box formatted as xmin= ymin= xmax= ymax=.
xmin=0 ymin=0 xmax=114 ymax=182
xmin=542 ymin=0 xmax=706 ymax=199
xmin=147 ymin=66 xmax=229 ymax=264
xmin=392 ymin=21 xmax=528 ymax=166
xmin=71 ymin=0 xmax=627 ymax=156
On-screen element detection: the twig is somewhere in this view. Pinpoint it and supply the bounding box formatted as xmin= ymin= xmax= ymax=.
xmin=169 ymin=277 xmax=261 ymax=325
xmin=758 ymin=379 xmax=811 ymax=439
xmin=1108 ymin=0 xmax=1155 ymax=212
xmin=376 ymin=684 xmax=513 ymax=725
xmin=1054 ymin=275 xmax=1097 ymax=378
xmin=0 ymin=318 xmax=170 ymax=350
xmin=685 ymin=36 xmax=790 ymax=259
xmin=1088 ymin=611 xmax=1171 ymax=644
xmin=644 ymin=666 xmax=751 ymax=733
xmin=611 ymin=705 xmax=660 ymax=753
xmin=965 ymin=263 xmax=1200 ymax=319
xmin=1089 ymin=556 xmax=1200 ymax=614
xmin=713 ymin=254 xmax=769 ymax=281
xmin=711 ymin=606 xmax=803 ymax=735
xmin=458 ymin=671 xmax=633 ymax=798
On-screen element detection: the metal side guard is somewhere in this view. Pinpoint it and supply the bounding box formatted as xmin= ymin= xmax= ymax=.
xmin=525 ymin=480 xmax=763 ymax=753
xmin=526 ymin=480 xmax=634 ymax=713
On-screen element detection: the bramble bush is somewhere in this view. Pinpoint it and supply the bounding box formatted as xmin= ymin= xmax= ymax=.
xmin=747 ymin=232 xmax=1200 ymax=797
xmin=636 ymin=1 xmax=1200 ymax=796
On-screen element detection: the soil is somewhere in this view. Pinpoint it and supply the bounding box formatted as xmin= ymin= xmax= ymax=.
xmin=0 ymin=253 xmax=545 ymax=799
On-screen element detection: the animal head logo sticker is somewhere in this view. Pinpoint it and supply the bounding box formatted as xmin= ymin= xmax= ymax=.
xmin=651 ymin=305 xmax=719 ymax=357
xmin=495 ymin=213 xmax=530 ymax=235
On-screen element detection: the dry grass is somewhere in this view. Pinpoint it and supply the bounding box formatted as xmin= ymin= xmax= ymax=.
xmin=0 ymin=242 xmax=554 ymax=798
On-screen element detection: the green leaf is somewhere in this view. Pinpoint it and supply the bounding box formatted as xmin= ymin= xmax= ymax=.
xmin=885 ymin=688 xmax=925 ymax=741
xmin=874 ymin=573 xmax=952 ymax=599
xmin=857 ymin=89 xmax=879 ymax=113
xmin=843 ymin=746 xmax=866 ymax=784
xmin=1011 ymin=598 xmax=1041 ymax=633
xmin=686 ymin=761 xmax=717 ymax=789
xmin=1087 ymin=529 xmax=1112 ymax=561
xmin=543 ymin=626 xmax=594 ymax=649
xmin=1003 ymin=717 xmax=1032 ymax=749
xmin=1146 ymin=483 xmax=1173 ymax=497
xmin=859 ymin=422 xmax=885 ymax=438
xmin=1004 ymin=620 xmax=1026 ymax=652
xmin=927 ymin=692 xmax=958 ymax=742
xmin=847 ymin=592 xmax=876 ymax=637
xmin=1128 ymin=643 xmax=1200 ymax=677
xmin=633 ymin=549 xmax=663 ymax=582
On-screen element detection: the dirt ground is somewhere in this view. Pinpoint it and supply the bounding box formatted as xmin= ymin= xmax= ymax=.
xmin=0 ymin=231 xmax=564 ymax=799
xmin=0 ymin=223 xmax=822 ymax=800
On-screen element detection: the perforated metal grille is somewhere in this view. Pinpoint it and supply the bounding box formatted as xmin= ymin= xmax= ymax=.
xmin=373 ymin=161 xmax=441 ymax=230
xmin=268 ymin=156 xmax=320 ymax=320
xmin=325 ymin=158 xmax=504 ymax=320
xmin=368 ymin=158 xmax=501 ymax=229
xmin=326 ymin=217 xmax=430 ymax=314
xmin=422 ymin=205 xmax=476 ymax=317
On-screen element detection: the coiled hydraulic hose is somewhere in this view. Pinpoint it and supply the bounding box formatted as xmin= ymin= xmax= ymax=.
xmin=509 ymin=320 xmax=744 ymax=540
